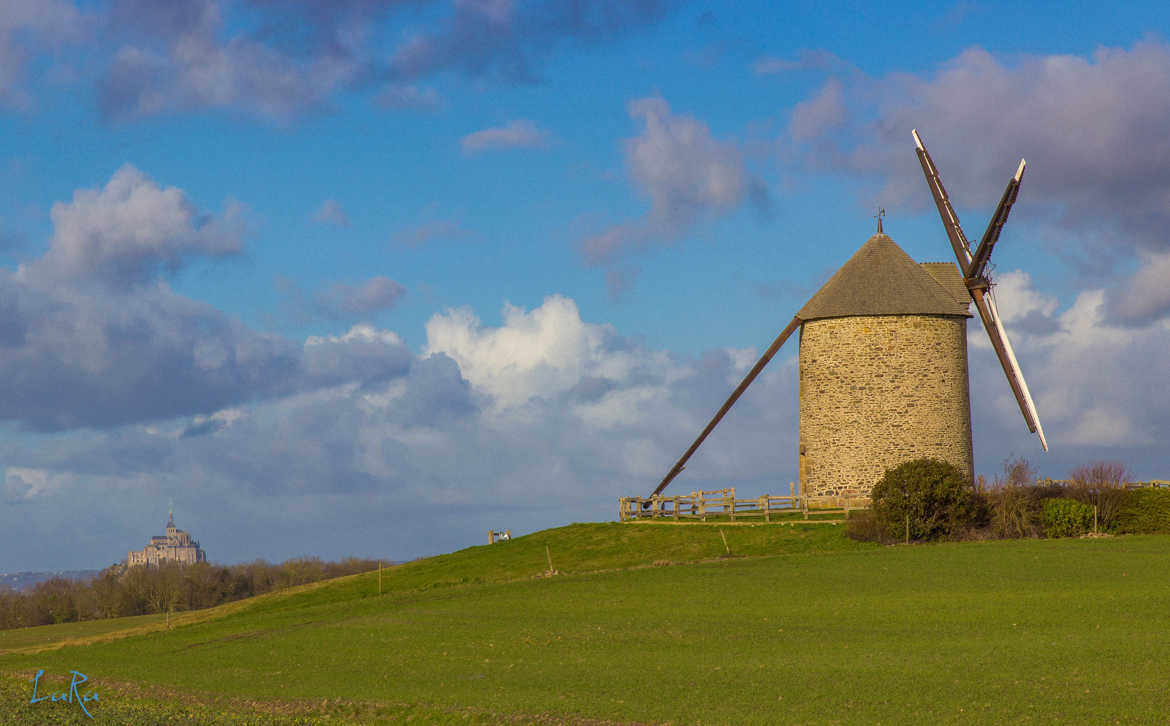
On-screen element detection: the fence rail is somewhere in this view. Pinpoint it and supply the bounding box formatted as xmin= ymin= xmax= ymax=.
xmin=622 ymin=480 xmax=1170 ymax=523
xmin=618 ymin=484 xmax=864 ymax=523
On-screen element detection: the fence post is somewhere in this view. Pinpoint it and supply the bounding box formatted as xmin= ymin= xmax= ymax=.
xmin=673 ymin=496 xmax=680 ymax=521
xmin=761 ymin=495 xmax=769 ymax=523
xmin=729 ymin=493 xmax=736 ymax=521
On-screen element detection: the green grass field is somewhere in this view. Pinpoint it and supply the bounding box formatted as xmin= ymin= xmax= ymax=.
xmin=3 ymin=523 xmax=1170 ymax=724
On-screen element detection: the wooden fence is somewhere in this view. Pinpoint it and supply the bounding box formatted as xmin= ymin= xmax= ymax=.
xmin=621 ymin=479 xmax=1170 ymax=524
xmin=619 ymin=484 xmax=863 ymax=523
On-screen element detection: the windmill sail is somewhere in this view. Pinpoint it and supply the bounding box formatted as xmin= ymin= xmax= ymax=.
xmin=650 ymin=315 xmax=802 ymax=497
xmin=970 ymin=288 xmax=1048 ymax=451
xmin=969 ymin=159 xmax=1026 ymax=280
xmin=912 ymin=128 xmax=1048 ymax=452
xmin=982 ymin=290 xmax=1048 ymax=450
xmin=912 ymin=129 xmax=973 ymax=273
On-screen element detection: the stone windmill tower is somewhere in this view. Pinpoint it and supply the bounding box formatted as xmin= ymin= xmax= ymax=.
xmin=648 ymin=130 xmax=1046 ymax=505
xmin=795 ymin=228 xmax=974 ymax=505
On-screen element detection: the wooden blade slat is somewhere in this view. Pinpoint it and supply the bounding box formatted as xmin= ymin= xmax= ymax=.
xmin=969 ymin=159 xmax=1025 ymax=280
xmin=650 ymin=315 xmax=802 ymax=498
xmin=971 ymin=287 xmax=1048 ymax=451
xmin=913 ymin=129 xmax=973 ymax=276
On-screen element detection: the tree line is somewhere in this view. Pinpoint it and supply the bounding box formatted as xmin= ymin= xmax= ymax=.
xmin=0 ymin=556 xmax=380 ymax=630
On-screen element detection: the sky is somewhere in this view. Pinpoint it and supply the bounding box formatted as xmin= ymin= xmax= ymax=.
xmin=2 ymin=0 xmax=1169 ymax=572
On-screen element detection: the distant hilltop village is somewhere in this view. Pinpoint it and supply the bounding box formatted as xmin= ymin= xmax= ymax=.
xmin=127 ymin=510 xmax=206 ymax=567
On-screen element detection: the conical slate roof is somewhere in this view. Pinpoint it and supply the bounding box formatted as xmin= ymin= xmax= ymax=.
xmin=797 ymin=233 xmax=971 ymax=321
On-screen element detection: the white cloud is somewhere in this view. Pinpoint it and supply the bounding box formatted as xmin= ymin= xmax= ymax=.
xmin=968 ymin=272 xmax=1168 ymax=453
xmin=95 ymin=0 xmax=385 ymax=123
xmin=626 ymin=96 xmax=752 ymax=223
xmin=26 ymin=164 xmax=245 ymax=287
xmin=375 ymin=84 xmax=441 ymax=110
xmin=311 ymin=199 xmax=351 ymax=227
xmin=789 ymin=78 xmax=844 ymax=141
xmin=460 ymin=119 xmax=550 ymax=152
xmin=581 ymin=96 xmax=766 ymax=273
xmin=424 ymin=295 xmax=640 ymax=409
xmin=0 ymin=0 xmax=87 ymax=111
xmin=1106 ymin=250 xmax=1170 ymax=325
xmin=794 ymin=40 xmax=1170 ymax=257
xmin=306 ymin=324 xmax=403 ymax=348
xmin=2 ymin=467 xmax=72 ymax=501
xmin=390 ymin=217 xmax=468 ymax=249
xmin=280 ymin=276 xmax=407 ymax=323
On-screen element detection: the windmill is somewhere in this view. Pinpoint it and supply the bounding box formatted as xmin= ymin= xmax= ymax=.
xmin=912 ymin=128 xmax=1047 ymax=452
xmin=647 ymin=129 xmax=1046 ymax=505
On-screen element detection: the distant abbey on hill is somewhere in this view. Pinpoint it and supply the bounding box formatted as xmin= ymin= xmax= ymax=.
xmin=127 ymin=510 xmax=206 ymax=567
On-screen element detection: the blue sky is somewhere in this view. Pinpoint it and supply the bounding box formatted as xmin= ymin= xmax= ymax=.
xmin=2 ymin=0 xmax=1169 ymax=571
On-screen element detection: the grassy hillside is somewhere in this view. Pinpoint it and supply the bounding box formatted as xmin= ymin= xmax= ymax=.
xmin=4 ymin=524 xmax=1170 ymax=724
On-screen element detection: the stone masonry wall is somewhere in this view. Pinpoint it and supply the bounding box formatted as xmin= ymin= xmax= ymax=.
xmin=799 ymin=314 xmax=973 ymax=504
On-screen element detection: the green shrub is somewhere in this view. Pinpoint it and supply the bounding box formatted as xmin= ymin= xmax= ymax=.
xmin=1041 ymin=498 xmax=1094 ymax=537
xmin=870 ymin=458 xmax=986 ymax=542
xmin=1114 ymin=488 xmax=1170 ymax=534
xmin=985 ymin=482 xmax=1064 ymax=538
xmin=1064 ymin=461 xmax=1132 ymax=531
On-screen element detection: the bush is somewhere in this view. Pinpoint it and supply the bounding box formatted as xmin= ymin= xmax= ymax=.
xmin=870 ymin=458 xmax=986 ymax=542
xmin=1041 ymin=498 xmax=1095 ymax=537
xmin=985 ymin=482 xmax=1063 ymax=538
xmin=845 ymin=509 xmax=895 ymax=544
xmin=1114 ymin=488 xmax=1170 ymax=534
xmin=1064 ymin=460 xmax=1132 ymax=531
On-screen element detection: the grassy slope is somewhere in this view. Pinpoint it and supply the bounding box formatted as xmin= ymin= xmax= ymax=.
xmin=4 ymin=524 xmax=1170 ymax=724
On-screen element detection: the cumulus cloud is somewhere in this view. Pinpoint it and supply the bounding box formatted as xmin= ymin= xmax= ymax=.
xmin=95 ymin=0 xmax=388 ymax=122
xmin=24 ymin=164 xmax=246 ymax=288
xmin=6 ymin=0 xmax=676 ymax=123
xmin=783 ymin=39 xmax=1170 ymax=326
xmin=387 ymin=0 xmax=678 ymax=84
xmin=1 ymin=292 xmax=801 ymax=568
xmin=375 ymin=83 xmax=441 ymax=110
xmin=789 ymin=78 xmax=845 ymax=141
xmin=580 ymin=96 xmax=767 ymax=279
xmin=794 ymin=41 xmax=1170 ymax=237
xmin=311 ymin=199 xmax=351 ymax=227
xmin=390 ymin=209 xmax=470 ymax=249
xmin=0 ymin=173 xmax=415 ymax=432
xmin=280 ymin=276 xmax=407 ymax=322
xmin=1105 ymin=251 xmax=1170 ymax=325
xmin=967 ymin=270 xmax=1170 ymax=455
xmin=2 ymin=467 xmax=74 ymax=502
xmin=752 ymin=49 xmax=847 ymax=76
xmin=460 ymin=119 xmax=550 ymax=153
xmin=13 ymin=280 xmax=1167 ymax=570
xmin=0 ymin=0 xmax=87 ymax=111
xmin=424 ymin=295 xmax=642 ymax=408
xmin=302 ymin=323 xmax=412 ymax=385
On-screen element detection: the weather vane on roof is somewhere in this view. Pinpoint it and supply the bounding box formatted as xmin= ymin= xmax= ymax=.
xmin=875 ymin=207 xmax=885 ymax=234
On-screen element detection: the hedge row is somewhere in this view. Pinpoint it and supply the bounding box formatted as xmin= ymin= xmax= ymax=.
xmin=848 ymin=457 xmax=1170 ymax=543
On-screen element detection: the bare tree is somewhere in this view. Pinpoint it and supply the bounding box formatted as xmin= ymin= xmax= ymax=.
xmin=1070 ymin=461 xmax=1130 ymax=488
xmin=1066 ymin=460 xmax=1132 ymax=531
xmin=997 ymin=455 xmax=1037 ymax=488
